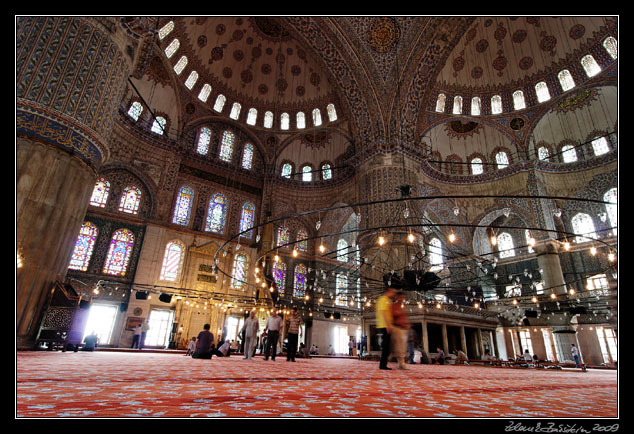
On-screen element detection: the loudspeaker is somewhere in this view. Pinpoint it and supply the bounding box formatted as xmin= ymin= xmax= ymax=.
xmin=569 ymin=306 xmax=587 ymax=315
xmin=324 ymin=312 xmax=331 ymax=318
xmin=333 ymin=312 xmax=341 ymax=320
xmin=135 ymin=291 xmax=148 ymax=300
xmin=522 ymin=318 xmax=531 ymax=326
xmin=159 ymin=293 xmax=172 ymax=303
xmin=119 ymin=303 xmax=128 ymax=312
xmin=525 ymin=310 xmax=538 ymax=318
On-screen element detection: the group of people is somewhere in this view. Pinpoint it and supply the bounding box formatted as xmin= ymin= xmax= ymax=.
xmin=131 ymin=321 xmax=150 ymax=350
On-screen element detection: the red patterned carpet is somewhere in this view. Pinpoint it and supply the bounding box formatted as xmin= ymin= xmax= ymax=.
xmin=16 ymin=351 xmax=618 ymax=418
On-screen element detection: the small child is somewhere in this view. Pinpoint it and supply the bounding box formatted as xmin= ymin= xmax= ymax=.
xmin=186 ymin=337 xmax=196 ymax=356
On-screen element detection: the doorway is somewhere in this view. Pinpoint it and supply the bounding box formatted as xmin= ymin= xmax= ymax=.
xmin=145 ymin=309 xmax=175 ymax=348
xmin=83 ymin=304 xmax=118 ymax=345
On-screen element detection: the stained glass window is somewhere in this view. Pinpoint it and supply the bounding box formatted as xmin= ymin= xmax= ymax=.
xmin=127 ymin=101 xmax=143 ymax=121
xmin=281 ymin=163 xmax=293 ymax=179
xmin=239 ymin=202 xmax=256 ymax=239
xmin=312 ymin=108 xmax=322 ymax=126
xmin=535 ymin=81 xmax=550 ymax=103
xmin=498 ymin=232 xmax=515 ymax=258
xmin=591 ymin=136 xmax=610 ymax=156
xmin=246 ymin=108 xmax=257 ymax=126
xmin=558 ymin=69 xmax=576 ymax=91
xmin=513 ymin=90 xmax=526 ymax=110
xmin=337 ymin=239 xmax=348 ymax=262
xmin=214 ymin=94 xmax=226 ymax=112
xmin=604 ymin=188 xmax=617 ymax=236
xmin=158 ymin=21 xmax=174 ymax=40
xmin=264 ymin=111 xmax=274 ymax=128
xmin=429 ymin=237 xmax=443 ymax=271
xmin=296 ymin=229 xmax=308 ymax=252
xmin=603 ymin=36 xmax=617 ymax=60
xmin=118 ymin=186 xmax=141 ymax=215
xmin=173 ymin=55 xmax=188 ymax=75
xmin=496 ymin=151 xmax=509 ymax=169
xmin=184 ymin=70 xmax=198 ymax=89
xmin=273 ymin=260 xmax=287 ymax=295
xmin=302 ymin=165 xmax=312 ymax=182
xmin=491 ymin=95 xmax=503 ymax=114
xmin=435 ymin=93 xmax=446 ymax=113
xmin=90 ymin=178 xmax=110 ymax=208
xmin=197 ymin=127 xmax=211 ymax=155
xmin=172 ymin=185 xmax=194 ymax=225
xmin=296 ymin=112 xmax=306 ymax=129
xmin=229 ymin=102 xmax=241 ymax=120
xmin=151 ymin=116 xmax=166 ymax=135
xmin=231 ymin=253 xmax=249 ymax=289
xmin=103 ymin=229 xmax=135 ymax=276
xmin=281 ymin=112 xmax=290 ymax=130
xmin=335 ymin=274 xmax=347 ymax=306
xmin=205 ymin=193 xmax=228 ymax=234
xmin=164 ymin=38 xmax=180 ymax=58
xmin=198 ymin=84 xmax=212 ymax=102
xmin=581 ymin=54 xmax=601 ymax=78
xmin=159 ymin=240 xmax=185 ymax=281
xmin=571 ymin=213 xmax=597 ymax=243
xmin=562 ymin=145 xmax=577 ymax=163
xmin=219 ymin=130 xmax=235 ymax=162
xmin=322 ymin=163 xmax=332 ymax=180
xmin=538 ymin=146 xmax=550 ymax=161
xmin=471 ymin=96 xmax=481 ymax=116
xmin=452 ymin=95 xmax=463 ymax=114
xmin=327 ymin=103 xmax=337 ymax=122
xmin=293 ymin=263 xmax=307 ymax=298
xmin=471 ymin=158 xmax=483 ymax=175
xmin=242 ymin=143 xmax=254 ymax=170
xmin=277 ymin=226 xmax=290 ymax=247
xmin=68 ymin=222 xmax=98 ymax=271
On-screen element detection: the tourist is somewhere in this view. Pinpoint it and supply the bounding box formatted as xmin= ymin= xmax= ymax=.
xmin=390 ymin=292 xmax=410 ymax=370
xmin=185 ymin=337 xmax=196 ymax=356
xmin=286 ymin=307 xmax=302 ymax=362
xmin=376 ymin=286 xmax=396 ymax=370
xmin=328 ymin=344 xmax=335 ymax=355
xmin=192 ymin=324 xmax=214 ymax=359
xmin=455 ymin=349 xmax=469 ymax=364
xmin=139 ymin=320 xmax=150 ymax=350
xmin=241 ymin=309 xmax=260 ymax=360
xmin=214 ymin=340 xmax=231 ymax=357
xmin=433 ymin=347 xmax=445 ymax=365
xmin=348 ymin=337 xmax=355 ymax=356
xmin=263 ymin=309 xmax=283 ymax=361
xmin=571 ymin=344 xmax=581 ymax=367
xmin=407 ymin=328 xmax=417 ymax=364
xmin=82 ymin=331 xmax=99 ymax=351
xmin=131 ymin=324 xmax=142 ymax=349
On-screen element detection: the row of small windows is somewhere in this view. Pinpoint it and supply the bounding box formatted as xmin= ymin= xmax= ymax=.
xmin=90 ymin=179 xmax=143 ymax=214
xmin=436 ymin=37 xmax=617 ymax=116
xmin=196 ymin=128 xmax=255 ymax=170
xmin=159 ymin=22 xmax=338 ymax=130
xmin=281 ymin=162 xmax=333 ymax=181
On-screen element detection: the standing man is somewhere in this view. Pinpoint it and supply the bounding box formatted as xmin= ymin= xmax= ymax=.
xmin=376 ymin=286 xmax=396 ymax=370
xmin=571 ymin=343 xmax=581 ymax=367
xmin=131 ymin=323 xmax=142 ymax=349
xmin=286 ymin=307 xmax=302 ymax=362
xmin=263 ymin=309 xmax=283 ymax=361
xmin=390 ymin=291 xmax=410 ymax=370
xmin=139 ymin=319 xmax=150 ymax=350
xmin=241 ymin=310 xmax=260 ymax=360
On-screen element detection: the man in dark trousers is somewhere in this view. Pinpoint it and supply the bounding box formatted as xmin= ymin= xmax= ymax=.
xmin=263 ymin=309 xmax=283 ymax=361
xmin=376 ymin=286 xmax=396 ymax=370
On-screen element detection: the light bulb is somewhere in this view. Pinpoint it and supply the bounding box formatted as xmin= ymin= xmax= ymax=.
xmin=378 ymin=235 xmax=385 ymax=246
xmin=292 ymin=249 xmax=298 ymax=257
xmin=563 ymin=242 xmax=570 ymax=251
xmin=531 ymin=297 xmax=537 ymax=303
xmin=528 ymin=237 xmax=535 ymax=247
xmin=408 ymin=233 xmax=415 ymax=243
xmin=274 ymin=254 xmax=280 ymax=262
xmin=449 ymin=233 xmax=456 ymax=243
xmin=590 ymin=246 xmax=597 ymax=256
xmin=608 ymin=252 xmax=616 ymax=262
xmin=319 ymin=244 xmax=326 ymax=253
xmin=490 ymin=236 xmax=497 ymax=246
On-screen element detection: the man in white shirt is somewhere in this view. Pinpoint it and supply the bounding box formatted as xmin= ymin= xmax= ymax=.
xmin=131 ymin=324 xmax=142 ymax=349
xmin=263 ymin=309 xmax=283 ymax=361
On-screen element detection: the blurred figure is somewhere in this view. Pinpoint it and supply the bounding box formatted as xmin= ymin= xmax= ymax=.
xmin=376 ymin=286 xmax=396 ymax=370
xmin=390 ymin=292 xmax=410 ymax=370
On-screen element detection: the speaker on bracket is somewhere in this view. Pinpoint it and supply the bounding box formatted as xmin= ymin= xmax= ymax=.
xmin=119 ymin=302 xmax=128 ymax=312
xmin=324 ymin=312 xmax=331 ymax=319
xmin=159 ymin=293 xmax=172 ymax=303
xmin=135 ymin=291 xmax=148 ymax=300
xmin=333 ymin=312 xmax=341 ymax=320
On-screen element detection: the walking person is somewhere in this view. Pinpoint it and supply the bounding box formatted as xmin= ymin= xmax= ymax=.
xmin=241 ymin=310 xmax=260 ymax=360
xmin=131 ymin=324 xmax=142 ymax=349
xmin=376 ymin=286 xmax=396 ymax=370
xmin=286 ymin=307 xmax=302 ymax=362
xmin=139 ymin=320 xmax=150 ymax=350
xmin=390 ymin=292 xmax=410 ymax=370
xmin=571 ymin=343 xmax=581 ymax=367
xmin=263 ymin=309 xmax=283 ymax=361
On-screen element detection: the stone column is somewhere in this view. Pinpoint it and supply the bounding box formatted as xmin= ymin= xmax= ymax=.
xmin=477 ymin=328 xmax=484 ymax=358
xmin=16 ymin=17 xmax=135 ymax=349
xmin=421 ymin=319 xmax=429 ymax=354
xmin=460 ymin=325 xmax=467 ymax=355
xmin=441 ymin=323 xmax=449 ymax=354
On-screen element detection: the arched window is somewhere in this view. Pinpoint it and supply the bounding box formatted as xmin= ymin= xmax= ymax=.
xmin=219 ymin=130 xmax=235 ymax=162
xmin=336 ymin=273 xmax=348 ymax=306
xmin=205 ymin=193 xmax=228 ymax=234
xmin=231 ymin=253 xmax=249 ymax=289
xmin=513 ymin=90 xmax=526 ymax=110
xmin=172 ymin=185 xmax=194 ymax=226
xmin=196 ymin=127 xmax=211 ymax=155
xmin=184 ymin=70 xmax=198 ymax=89
xmin=264 ymin=111 xmax=274 ymax=128
xmin=173 ymin=55 xmax=188 ymax=75
xmin=322 ymin=163 xmax=332 ymax=180
xmin=296 ymin=229 xmax=308 ymax=252
xmin=151 ymin=116 xmax=166 ymax=135
xmin=213 ymin=94 xmax=226 ymax=112
xmin=471 ymin=96 xmax=481 ymax=116
xmin=276 ymin=226 xmax=289 ymax=247
xmin=241 ymin=143 xmax=254 ymax=170
xmin=302 ymin=165 xmax=312 ymax=182
xmin=158 ymin=21 xmax=174 ymax=40
xmin=229 ymin=102 xmax=241 ymax=120
xmin=581 ymin=54 xmax=601 ymax=78
xmin=246 ymin=108 xmax=257 ymax=126
xmin=538 ymin=146 xmax=550 ymax=161
xmin=293 ymin=263 xmax=307 ymax=298
xmin=103 ymin=229 xmax=135 ymax=276
xmin=164 ymin=38 xmax=180 ymax=58
xmin=68 ymin=222 xmax=98 ymax=271
xmin=561 ymin=144 xmax=578 ymax=163
xmin=558 ymin=69 xmax=576 ymax=91
xmin=471 ymin=158 xmax=484 ymax=175
xmin=118 ymin=186 xmax=141 ymax=215
xmin=497 ymin=232 xmax=515 ymax=258
xmin=571 ymin=212 xmax=597 ymax=243
xmin=337 ymin=239 xmax=348 ymax=262
xmin=491 ymin=95 xmax=503 ymax=114
xmin=591 ymin=136 xmax=610 ymax=156
xmin=281 ymin=163 xmax=293 ymax=179
xmin=327 ymin=103 xmax=337 ymax=122
xmin=452 ymin=95 xmax=463 ymax=114
xmin=312 ymin=108 xmax=322 ymax=126
xmin=604 ymin=188 xmax=617 ymax=236
xmin=280 ymin=112 xmax=290 ymax=130
xmin=90 ymin=178 xmax=110 ymax=208
xmin=159 ymin=240 xmax=185 ymax=281
xmin=239 ymin=202 xmax=256 ymax=239
xmin=435 ymin=93 xmax=446 ymax=113
xmin=127 ymin=101 xmax=143 ymax=121
xmin=535 ymin=81 xmax=551 ymax=103
xmin=603 ymin=36 xmax=617 ymax=60
xmin=296 ymin=112 xmax=306 ymax=129
xmin=198 ymin=84 xmax=212 ymax=102
xmin=496 ymin=151 xmax=509 ymax=169
xmin=272 ymin=260 xmax=287 ymax=295
xmin=429 ymin=237 xmax=443 ymax=271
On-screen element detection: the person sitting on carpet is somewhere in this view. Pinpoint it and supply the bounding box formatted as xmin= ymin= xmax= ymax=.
xmin=454 ymin=349 xmax=468 ymax=364
xmin=185 ymin=337 xmax=196 ymax=356
xmin=433 ymin=347 xmax=445 ymax=365
xmin=213 ymin=340 xmax=231 ymax=357
xmin=82 ymin=332 xmax=99 ymax=351
xmin=192 ymin=324 xmax=214 ymax=359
